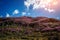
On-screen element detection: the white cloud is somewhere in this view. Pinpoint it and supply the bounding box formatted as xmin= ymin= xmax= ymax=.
xmin=13 ymin=9 xmax=19 ymax=14
xmin=22 ymin=12 xmax=26 ymax=16
xmin=24 ymin=1 xmax=30 ymax=9
xmin=45 ymin=8 xmax=54 ymax=13
xmin=6 ymin=13 xmax=10 ymax=17
xmin=48 ymin=9 xmax=54 ymax=13
xmin=24 ymin=0 xmax=34 ymax=10
xmin=24 ymin=0 xmax=57 ymax=12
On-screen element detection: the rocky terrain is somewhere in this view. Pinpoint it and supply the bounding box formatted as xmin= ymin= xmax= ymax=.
xmin=0 ymin=16 xmax=60 ymax=40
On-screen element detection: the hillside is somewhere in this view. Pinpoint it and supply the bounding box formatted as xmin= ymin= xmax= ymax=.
xmin=0 ymin=16 xmax=60 ymax=31
xmin=0 ymin=16 xmax=60 ymax=40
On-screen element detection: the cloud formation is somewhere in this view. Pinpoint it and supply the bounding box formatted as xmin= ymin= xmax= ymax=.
xmin=22 ymin=12 xmax=26 ymax=16
xmin=24 ymin=0 xmax=58 ymax=12
xmin=13 ymin=9 xmax=19 ymax=14
xmin=6 ymin=13 xmax=10 ymax=17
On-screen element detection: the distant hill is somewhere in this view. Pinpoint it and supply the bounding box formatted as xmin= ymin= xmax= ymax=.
xmin=0 ymin=16 xmax=60 ymax=31
xmin=0 ymin=16 xmax=60 ymax=23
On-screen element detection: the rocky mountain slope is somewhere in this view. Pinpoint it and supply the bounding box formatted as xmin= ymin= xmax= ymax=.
xmin=0 ymin=16 xmax=60 ymax=40
xmin=0 ymin=16 xmax=60 ymax=31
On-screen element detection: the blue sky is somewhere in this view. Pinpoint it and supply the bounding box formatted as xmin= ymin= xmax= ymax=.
xmin=0 ymin=0 xmax=60 ymax=19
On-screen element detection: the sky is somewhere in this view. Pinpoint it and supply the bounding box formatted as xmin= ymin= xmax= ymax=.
xmin=0 ymin=0 xmax=60 ymax=19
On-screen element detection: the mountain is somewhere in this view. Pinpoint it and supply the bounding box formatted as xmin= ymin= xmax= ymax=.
xmin=0 ymin=16 xmax=60 ymax=31
xmin=0 ymin=16 xmax=60 ymax=23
